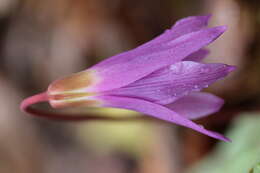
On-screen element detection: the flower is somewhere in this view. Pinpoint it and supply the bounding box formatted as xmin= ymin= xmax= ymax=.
xmin=21 ymin=15 xmax=235 ymax=142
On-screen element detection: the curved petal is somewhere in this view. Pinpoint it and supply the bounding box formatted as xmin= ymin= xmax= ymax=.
xmin=89 ymin=26 xmax=227 ymax=92
xmin=103 ymin=61 xmax=235 ymax=105
xmin=166 ymin=92 xmax=224 ymax=120
xmin=97 ymin=95 xmax=230 ymax=142
xmin=93 ymin=15 xmax=211 ymax=70
xmin=138 ymin=15 xmax=211 ymax=49
xmin=183 ymin=49 xmax=209 ymax=62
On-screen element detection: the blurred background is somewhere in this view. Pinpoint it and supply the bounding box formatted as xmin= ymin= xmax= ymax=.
xmin=0 ymin=0 xmax=260 ymax=172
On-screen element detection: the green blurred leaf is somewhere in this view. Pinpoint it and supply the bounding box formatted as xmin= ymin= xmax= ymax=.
xmin=250 ymin=163 xmax=260 ymax=173
xmin=186 ymin=113 xmax=260 ymax=173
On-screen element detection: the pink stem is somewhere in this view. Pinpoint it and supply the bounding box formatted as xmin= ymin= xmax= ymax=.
xmin=20 ymin=92 xmax=152 ymax=122
xmin=20 ymin=92 xmax=49 ymax=111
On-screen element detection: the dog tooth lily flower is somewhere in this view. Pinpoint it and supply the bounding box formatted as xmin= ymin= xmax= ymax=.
xmin=21 ymin=15 xmax=235 ymax=142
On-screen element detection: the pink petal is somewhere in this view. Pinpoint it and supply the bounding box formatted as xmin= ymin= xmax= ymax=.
xmin=89 ymin=26 xmax=226 ymax=92
xmin=93 ymin=15 xmax=211 ymax=70
xmin=138 ymin=15 xmax=211 ymax=49
xmin=98 ymin=95 xmax=230 ymax=142
xmin=103 ymin=61 xmax=235 ymax=105
xmin=166 ymin=92 xmax=224 ymax=120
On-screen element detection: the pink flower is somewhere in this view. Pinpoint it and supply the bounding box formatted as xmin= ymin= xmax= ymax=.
xmin=21 ymin=15 xmax=235 ymax=142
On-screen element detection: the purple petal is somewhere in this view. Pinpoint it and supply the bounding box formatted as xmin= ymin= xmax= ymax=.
xmin=166 ymin=92 xmax=224 ymax=120
xmin=97 ymin=95 xmax=230 ymax=142
xmin=93 ymin=15 xmax=211 ymax=70
xmin=103 ymin=61 xmax=235 ymax=105
xmin=183 ymin=49 xmax=209 ymax=62
xmin=89 ymin=26 xmax=227 ymax=92
xmin=138 ymin=15 xmax=211 ymax=49
xmin=173 ymin=15 xmax=211 ymax=28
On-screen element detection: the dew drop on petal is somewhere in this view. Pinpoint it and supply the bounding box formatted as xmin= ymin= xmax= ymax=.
xmin=194 ymin=85 xmax=199 ymax=89
xmin=170 ymin=65 xmax=177 ymax=71
xmin=200 ymin=66 xmax=210 ymax=73
xmin=170 ymin=63 xmax=183 ymax=74
xmin=201 ymin=83 xmax=209 ymax=88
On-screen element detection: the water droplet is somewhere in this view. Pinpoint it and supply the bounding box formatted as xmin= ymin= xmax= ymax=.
xmin=200 ymin=66 xmax=210 ymax=73
xmin=200 ymin=83 xmax=209 ymax=88
xmin=199 ymin=125 xmax=204 ymax=128
xmin=170 ymin=63 xmax=183 ymax=74
xmin=194 ymin=85 xmax=199 ymax=89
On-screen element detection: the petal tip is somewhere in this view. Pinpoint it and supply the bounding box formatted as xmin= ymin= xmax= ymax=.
xmin=214 ymin=25 xmax=227 ymax=34
xmin=195 ymin=14 xmax=212 ymax=24
xmin=218 ymin=25 xmax=228 ymax=32
xmin=222 ymin=136 xmax=232 ymax=142
xmin=211 ymin=131 xmax=231 ymax=142
xmin=215 ymin=97 xmax=225 ymax=112
xmin=173 ymin=14 xmax=212 ymax=29
xmin=203 ymin=14 xmax=212 ymax=23
xmin=227 ymin=65 xmax=236 ymax=73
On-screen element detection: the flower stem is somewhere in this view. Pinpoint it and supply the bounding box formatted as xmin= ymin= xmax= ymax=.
xmin=20 ymin=92 xmax=152 ymax=122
